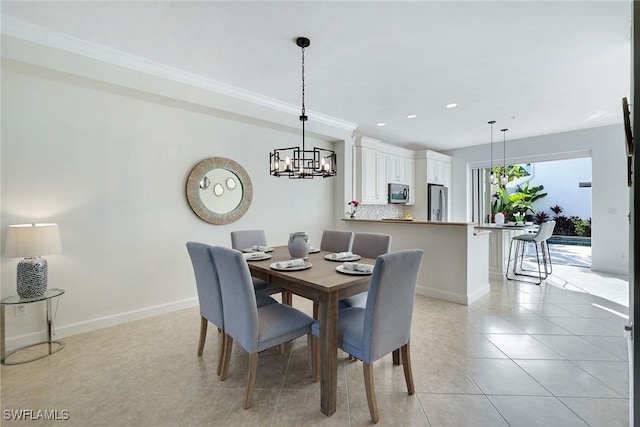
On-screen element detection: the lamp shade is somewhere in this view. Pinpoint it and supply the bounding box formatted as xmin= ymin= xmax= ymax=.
xmin=5 ymin=223 xmax=62 ymax=257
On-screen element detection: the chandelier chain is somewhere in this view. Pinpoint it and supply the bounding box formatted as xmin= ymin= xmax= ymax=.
xmin=301 ymin=44 xmax=306 ymax=117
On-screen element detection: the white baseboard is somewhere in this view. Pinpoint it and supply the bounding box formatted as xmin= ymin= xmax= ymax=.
xmin=590 ymin=262 xmax=629 ymax=276
xmin=416 ymin=284 xmax=490 ymax=306
xmin=4 ymin=298 xmax=198 ymax=351
xmin=416 ymin=285 xmax=467 ymax=305
xmin=466 ymin=285 xmax=491 ymax=305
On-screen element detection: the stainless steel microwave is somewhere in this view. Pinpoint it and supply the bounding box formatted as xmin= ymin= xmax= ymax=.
xmin=388 ymin=183 xmax=409 ymax=204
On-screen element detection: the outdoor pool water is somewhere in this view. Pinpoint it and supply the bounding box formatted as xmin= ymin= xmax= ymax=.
xmin=547 ymin=236 xmax=592 ymax=247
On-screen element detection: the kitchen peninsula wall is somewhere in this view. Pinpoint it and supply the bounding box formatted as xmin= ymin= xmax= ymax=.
xmin=343 ymin=218 xmax=490 ymax=305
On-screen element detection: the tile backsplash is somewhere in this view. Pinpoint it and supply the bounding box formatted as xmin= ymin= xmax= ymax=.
xmin=352 ymin=204 xmax=404 ymax=219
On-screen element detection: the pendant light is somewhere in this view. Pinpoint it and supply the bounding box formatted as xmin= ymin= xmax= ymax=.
xmin=488 ymin=120 xmax=497 ymax=185
xmin=501 ymin=128 xmax=508 ymax=185
xmin=269 ymin=37 xmax=337 ymax=179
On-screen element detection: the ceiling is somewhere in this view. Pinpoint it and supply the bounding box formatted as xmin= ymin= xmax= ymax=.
xmin=1 ymin=1 xmax=632 ymax=151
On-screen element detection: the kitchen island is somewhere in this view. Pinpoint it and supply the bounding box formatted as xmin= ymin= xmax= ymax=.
xmin=474 ymin=223 xmax=534 ymax=279
xmin=342 ymin=218 xmax=490 ymax=305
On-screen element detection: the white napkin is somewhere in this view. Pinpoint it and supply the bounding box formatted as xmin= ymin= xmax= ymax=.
xmin=275 ymin=258 xmax=305 ymax=269
xmin=252 ymin=245 xmax=270 ymax=251
xmin=328 ymin=251 xmax=354 ymax=260
xmin=243 ymin=251 xmax=266 ymax=259
xmin=343 ymin=262 xmax=373 ymax=273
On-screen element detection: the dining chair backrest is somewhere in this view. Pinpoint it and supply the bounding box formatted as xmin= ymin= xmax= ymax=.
xmin=320 ymin=230 xmax=354 ymax=253
xmin=212 ymin=246 xmax=259 ymax=353
xmin=534 ymin=220 xmax=556 ymax=243
xmin=363 ymin=249 xmax=424 ymax=363
xmin=351 ymin=232 xmax=392 ymax=259
xmin=230 ymin=229 xmax=267 ymax=251
xmin=186 ymin=242 xmax=224 ymax=328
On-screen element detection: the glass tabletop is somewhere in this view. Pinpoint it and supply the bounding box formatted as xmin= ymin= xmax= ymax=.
xmin=1 ymin=288 xmax=65 ymax=305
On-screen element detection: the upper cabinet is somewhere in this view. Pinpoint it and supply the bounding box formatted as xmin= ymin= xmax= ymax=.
xmin=425 ymin=150 xmax=452 ymax=188
xmin=359 ymin=146 xmax=387 ymax=204
xmin=387 ymin=155 xmax=412 ymax=184
xmin=354 ymin=136 xmax=415 ymax=205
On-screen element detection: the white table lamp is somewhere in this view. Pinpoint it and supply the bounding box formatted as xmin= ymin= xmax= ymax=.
xmin=5 ymin=223 xmax=62 ymax=298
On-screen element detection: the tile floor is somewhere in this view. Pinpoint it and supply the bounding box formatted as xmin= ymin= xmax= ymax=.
xmin=1 ymin=275 xmax=630 ymax=426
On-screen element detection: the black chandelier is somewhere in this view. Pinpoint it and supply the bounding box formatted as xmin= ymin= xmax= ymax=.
xmin=269 ymin=37 xmax=337 ymax=179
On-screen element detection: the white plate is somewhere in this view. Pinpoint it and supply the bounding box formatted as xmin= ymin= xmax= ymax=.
xmin=336 ymin=265 xmax=373 ymax=275
xmin=242 ymin=247 xmax=274 ymax=253
xmin=324 ymin=254 xmax=362 ymax=262
xmin=270 ymin=261 xmax=312 ymax=271
xmin=308 ymin=247 xmax=321 ymax=254
xmin=245 ymin=254 xmax=272 ymax=261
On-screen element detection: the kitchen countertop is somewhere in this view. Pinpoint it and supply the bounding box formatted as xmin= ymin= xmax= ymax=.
xmin=342 ymin=218 xmax=473 ymax=227
xmin=474 ymin=223 xmax=536 ymax=230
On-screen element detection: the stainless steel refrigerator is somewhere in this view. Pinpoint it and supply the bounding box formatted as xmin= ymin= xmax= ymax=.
xmin=428 ymin=184 xmax=448 ymax=221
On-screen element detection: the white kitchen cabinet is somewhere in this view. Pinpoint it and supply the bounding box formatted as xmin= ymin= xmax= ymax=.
xmin=426 ymin=157 xmax=451 ymax=186
xmin=355 ymin=136 xmax=415 ymax=205
xmin=406 ymin=158 xmax=415 ymax=205
xmin=357 ymin=146 xmax=387 ymax=204
xmin=387 ymin=155 xmax=413 ymax=184
xmin=409 ymin=150 xmax=451 ymax=219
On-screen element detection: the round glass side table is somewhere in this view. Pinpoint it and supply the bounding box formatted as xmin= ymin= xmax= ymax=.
xmin=1 ymin=288 xmax=65 ymax=365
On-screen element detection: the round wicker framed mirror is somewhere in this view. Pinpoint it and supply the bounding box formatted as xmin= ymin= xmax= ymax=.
xmin=186 ymin=157 xmax=253 ymax=224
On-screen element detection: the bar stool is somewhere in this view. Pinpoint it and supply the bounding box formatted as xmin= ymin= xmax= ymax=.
xmin=506 ymin=220 xmax=556 ymax=285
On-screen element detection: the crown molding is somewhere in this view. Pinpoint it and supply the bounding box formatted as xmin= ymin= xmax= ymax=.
xmin=1 ymin=16 xmax=358 ymax=132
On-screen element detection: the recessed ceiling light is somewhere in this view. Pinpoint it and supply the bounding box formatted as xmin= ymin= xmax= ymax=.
xmin=406 ymin=114 xmax=417 ymax=119
xmin=377 ymin=122 xmax=386 ymax=127
xmin=445 ymin=103 xmax=458 ymax=109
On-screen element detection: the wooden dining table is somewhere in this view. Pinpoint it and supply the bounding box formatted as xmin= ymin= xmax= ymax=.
xmin=247 ymin=246 xmax=375 ymax=416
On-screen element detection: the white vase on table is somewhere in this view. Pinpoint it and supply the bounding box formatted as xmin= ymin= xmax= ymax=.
xmin=288 ymin=232 xmax=310 ymax=259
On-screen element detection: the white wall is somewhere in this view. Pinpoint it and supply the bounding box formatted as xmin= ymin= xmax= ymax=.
xmin=1 ymin=41 xmax=349 ymax=347
xmin=445 ymin=125 xmax=629 ymax=275
xmin=528 ymin=157 xmax=593 ymax=219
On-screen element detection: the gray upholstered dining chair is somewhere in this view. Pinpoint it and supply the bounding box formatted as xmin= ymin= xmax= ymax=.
xmin=212 ymin=246 xmax=315 ymax=409
xmin=313 ymin=229 xmax=356 ymax=319
xmin=319 ymin=229 xmax=354 ymax=253
xmin=339 ymin=232 xmax=392 ymax=309
xmin=506 ymin=220 xmax=556 ymax=285
xmin=230 ymin=229 xmax=269 ymax=252
xmin=186 ymin=242 xmax=277 ymax=376
xmin=230 ymin=229 xmax=290 ymax=304
xmin=312 ymin=249 xmax=423 ymax=423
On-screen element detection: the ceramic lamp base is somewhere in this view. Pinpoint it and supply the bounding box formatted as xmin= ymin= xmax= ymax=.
xmin=16 ymin=257 xmax=48 ymax=298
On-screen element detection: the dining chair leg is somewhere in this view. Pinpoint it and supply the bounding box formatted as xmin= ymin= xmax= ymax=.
xmin=197 ymin=316 xmax=208 ymax=357
xmin=400 ymin=343 xmax=415 ymax=395
xmin=244 ymin=352 xmax=259 ymax=409
xmin=307 ymin=334 xmax=317 ymax=379
xmin=392 ymin=349 xmax=401 ymax=365
xmin=363 ymin=362 xmax=380 ymax=423
xmin=216 ymin=328 xmax=227 ymax=376
xmin=220 ymin=334 xmax=233 ymax=381
xmin=309 ymin=335 xmax=319 ymax=382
